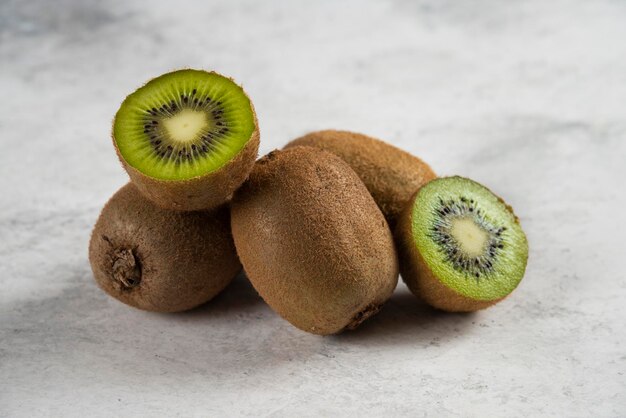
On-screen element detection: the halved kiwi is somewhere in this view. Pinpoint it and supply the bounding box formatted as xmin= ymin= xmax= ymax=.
xmin=396 ymin=176 xmax=528 ymax=312
xmin=113 ymin=69 xmax=259 ymax=211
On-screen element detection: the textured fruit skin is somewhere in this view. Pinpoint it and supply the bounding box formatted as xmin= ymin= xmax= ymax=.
xmin=89 ymin=183 xmax=241 ymax=312
xmin=396 ymin=191 xmax=509 ymax=313
xmin=113 ymin=97 xmax=260 ymax=212
xmin=285 ymin=130 xmax=436 ymax=227
xmin=231 ymin=147 xmax=399 ymax=335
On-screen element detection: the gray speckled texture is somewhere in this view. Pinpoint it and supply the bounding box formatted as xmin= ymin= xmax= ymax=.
xmin=1 ymin=1 xmax=625 ymax=416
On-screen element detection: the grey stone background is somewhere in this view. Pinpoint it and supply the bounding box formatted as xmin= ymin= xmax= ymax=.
xmin=1 ymin=0 xmax=624 ymax=416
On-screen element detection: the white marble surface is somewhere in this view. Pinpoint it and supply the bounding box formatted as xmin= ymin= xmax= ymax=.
xmin=1 ymin=0 xmax=625 ymax=416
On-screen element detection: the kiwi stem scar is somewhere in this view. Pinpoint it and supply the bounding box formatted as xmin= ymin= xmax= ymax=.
xmin=346 ymin=303 xmax=382 ymax=330
xmin=111 ymin=248 xmax=142 ymax=289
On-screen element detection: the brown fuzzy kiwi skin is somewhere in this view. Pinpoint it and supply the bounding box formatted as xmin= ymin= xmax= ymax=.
xmin=113 ymin=85 xmax=260 ymax=212
xmin=231 ymin=146 xmax=399 ymax=335
xmin=89 ymin=183 xmax=241 ymax=312
xmin=284 ymin=130 xmax=436 ymax=227
xmin=395 ymin=191 xmax=504 ymax=313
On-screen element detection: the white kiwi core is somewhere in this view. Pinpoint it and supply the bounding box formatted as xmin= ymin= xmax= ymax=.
xmin=162 ymin=109 xmax=209 ymax=144
xmin=449 ymin=217 xmax=489 ymax=258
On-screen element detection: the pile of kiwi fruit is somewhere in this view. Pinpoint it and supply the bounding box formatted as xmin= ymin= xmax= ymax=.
xmin=89 ymin=69 xmax=528 ymax=335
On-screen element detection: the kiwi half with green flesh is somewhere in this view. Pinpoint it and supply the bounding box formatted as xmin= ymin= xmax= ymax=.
xmin=284 ymin=130 xmax=436 ymax=227
xmin=89 ymin=183 xmax=241 ymax=312
xmin=396 ymin=176 xmax=528 ymax=312
xmin=113 ymin=69 xmax=259 ymax=211
xmin=231 ymin=146 xmax=399 ymax=335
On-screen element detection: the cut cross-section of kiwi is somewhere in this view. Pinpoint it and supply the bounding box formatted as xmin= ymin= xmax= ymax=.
xmin=113 ymin=69 xmax=259 ymax=211
xmin=396 ymin=176 xmax=528 ymax=312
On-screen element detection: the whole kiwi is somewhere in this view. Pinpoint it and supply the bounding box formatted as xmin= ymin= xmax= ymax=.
xmin=89 ymin=183 xmax=241 ymax=312
xmin=231 ymin=146 xmax=399 ymax=335
xmin=285 ymin=130 xmax=436 ymax=227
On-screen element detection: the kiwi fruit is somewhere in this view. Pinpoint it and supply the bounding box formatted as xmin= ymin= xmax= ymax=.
xmin=231 ymin=146 xmax=399 ymax=335
xmin=396 ymin=176 xmax=528 ymax=312
xmin=113 ymin=69 xmax=259 ymax=211
xmin=89 ymin=183 xmax=241 ymax=312
xmin=284 ymin=130 xmax=436 ymax=227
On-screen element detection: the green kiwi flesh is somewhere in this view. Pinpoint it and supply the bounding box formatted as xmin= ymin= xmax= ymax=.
xmin=231 ymin=146 xmax=399 ymax=335
xmin=89 ymin=183 xmax=241 ymax=312
xmin=397 ymin=176 xmax=528 ymax=312
xmin=113 ymin=69 xmax=259 ymax=211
